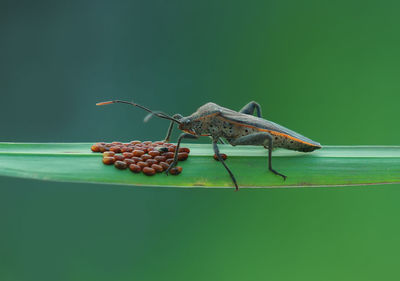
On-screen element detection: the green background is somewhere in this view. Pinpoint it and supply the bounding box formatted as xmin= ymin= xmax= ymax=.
xmin=1 ymin=0 xmax=400 ymax=280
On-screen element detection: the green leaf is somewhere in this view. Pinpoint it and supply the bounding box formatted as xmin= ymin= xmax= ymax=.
xmin=0 ymin=143 xmax=399 ymax=188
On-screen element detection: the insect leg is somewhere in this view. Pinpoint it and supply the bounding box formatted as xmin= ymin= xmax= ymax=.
xmin=209 ymin=136 xmax=226 ymax=144
xmin=265 ymin=137 xmax=287 ymax=180
xmin=213 ymin=139 xmax=239 ymax=191
xmin=218 ymin=137 xmax=227 ymax=144
xmin=165 ymin=133 xmax=198 ymax=175
xmin=163 ymin=114 xmax=183 ymax=142
xmin=230 ymin=132 xmax=287 ymax=180
xmin=239 ymin=101 xmax=262 ymax=117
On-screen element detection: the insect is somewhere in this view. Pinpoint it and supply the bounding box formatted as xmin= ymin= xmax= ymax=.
xmin=96 ymin=100 xmax=322 ymax=191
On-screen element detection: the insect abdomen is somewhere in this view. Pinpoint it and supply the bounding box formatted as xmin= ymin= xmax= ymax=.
xmin=202 ymin=115 xmax=320 ymax=152
xmin=269 ymin=132 xmax=319 ymax=152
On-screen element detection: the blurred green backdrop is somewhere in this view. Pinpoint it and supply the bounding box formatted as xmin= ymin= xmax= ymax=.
xmin=1 ymin=0 xmax=400 ymax=280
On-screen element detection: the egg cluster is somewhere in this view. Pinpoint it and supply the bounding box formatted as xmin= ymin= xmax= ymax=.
xmin=91 ymin=141 xmax=190 ymax=176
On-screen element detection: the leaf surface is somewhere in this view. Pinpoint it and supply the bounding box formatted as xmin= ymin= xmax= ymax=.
xmin=0 ymin=143 xmax=399 ymax=188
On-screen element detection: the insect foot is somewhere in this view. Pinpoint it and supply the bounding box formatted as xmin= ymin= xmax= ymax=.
xmin=270 ymin=168 xmax=287 ymax=181
xmin=213 ymin=153 xmax=227 ymax=161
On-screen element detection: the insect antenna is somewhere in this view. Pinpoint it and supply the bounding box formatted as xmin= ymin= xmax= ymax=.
xmin=96 ymin=100 xmax=182 ymax=124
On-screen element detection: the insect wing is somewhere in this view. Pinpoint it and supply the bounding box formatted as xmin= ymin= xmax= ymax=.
xmin=219 ymin=108 xmax=321 ymax=147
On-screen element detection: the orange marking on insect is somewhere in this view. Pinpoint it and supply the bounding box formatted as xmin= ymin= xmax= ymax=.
xmin=193 ymin=112 xmax=220 ymax=122
xmin=96 ymin=101 xmax=114 ymax=106
xmin=259 ymin=129 xmax=318 ymax=146
xmin=219 ymin=117 xmax=319 ymax=147
xmin=183 ymin=129 xmax=197 ymax=135
xmin=184 ymin=129 xmax=209 ymax=137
